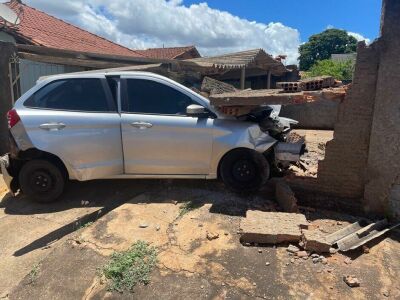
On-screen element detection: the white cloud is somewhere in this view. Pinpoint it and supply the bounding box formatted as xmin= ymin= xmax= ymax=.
xmin=23 ymin=0 xmax=301 ymax=63
xmin=325 ymin=25 xmax=371 ymax=45
xmin=348 ymin=31 xmax=371 ymax=44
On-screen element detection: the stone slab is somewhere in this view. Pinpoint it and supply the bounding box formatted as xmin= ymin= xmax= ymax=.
xmin=240 ymin=210 xmax=308 ymax=244
xmin=301 ymin=229 xmax=332 ymax=253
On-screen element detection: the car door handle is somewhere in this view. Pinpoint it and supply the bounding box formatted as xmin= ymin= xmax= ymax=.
xmin=39 ymin=122 xmax=66 ymax=131
xmin=130 ymin=122 xmax=153 ymax=129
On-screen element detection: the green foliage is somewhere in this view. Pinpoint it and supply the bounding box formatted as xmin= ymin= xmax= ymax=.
xmin=299 ymin=29 xmax=358 ymax=71
xmin=102 ymin=241 xmax=157 ymax=293
xmin=305 ymin=59 xmax=355 ymax=81
xmin=29 ymin=263 xmax=40 ymax=284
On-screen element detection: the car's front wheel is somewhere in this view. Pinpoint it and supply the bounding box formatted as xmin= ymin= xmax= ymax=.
xmin=220 ymin=149 xmax=270 ymax=193
xmin=19 ymin=159 xmax=65 ymax=203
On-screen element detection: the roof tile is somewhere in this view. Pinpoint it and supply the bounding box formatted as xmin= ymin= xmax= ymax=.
xmin=6 ymin=1 xmax=145 ymax=57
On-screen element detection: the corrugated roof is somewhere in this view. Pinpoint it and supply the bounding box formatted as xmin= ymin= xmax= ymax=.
xmin=5 ymin=1 xmax=145 ymax=57
xmin=188 ymin=49 xmax=286 ymax=71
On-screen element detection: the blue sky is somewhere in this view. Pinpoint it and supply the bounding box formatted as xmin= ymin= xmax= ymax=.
xmin=24 ymin=0 xmax=382 ymax=64
xmin=184 ymin=0 xmax=381 ymax=42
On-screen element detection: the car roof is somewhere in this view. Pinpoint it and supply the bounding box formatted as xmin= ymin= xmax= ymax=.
xmin=40 ymin=71 xmax=171 ymax=81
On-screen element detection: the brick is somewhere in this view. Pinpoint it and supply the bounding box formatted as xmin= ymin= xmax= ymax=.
xmin=275 ymin=181 xmax=299 ymax=213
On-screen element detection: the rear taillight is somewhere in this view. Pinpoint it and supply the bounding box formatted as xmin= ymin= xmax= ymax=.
xmin=7 ymin=109 xmax=20 ymax=129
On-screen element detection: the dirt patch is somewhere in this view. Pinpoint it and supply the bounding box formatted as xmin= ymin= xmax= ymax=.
xmin=6 ymin=184 xmax=400 ymax=299
xmin=78 ymin=190 xmax=262 ymax=296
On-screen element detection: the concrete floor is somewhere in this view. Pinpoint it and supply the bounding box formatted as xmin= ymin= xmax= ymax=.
xmin=1 ymin=130 xmax=399 ymax=299
xmin=1 ymin=176 xmax=400 ymax=299
xmin=0 ymin=176 xmax=154 ymax=298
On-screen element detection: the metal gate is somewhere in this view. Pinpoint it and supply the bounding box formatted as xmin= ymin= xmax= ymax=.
xmin=8 ymin=54 xmax=84 ymax=104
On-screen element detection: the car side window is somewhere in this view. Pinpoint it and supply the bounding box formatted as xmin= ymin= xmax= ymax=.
xmin=125 ymin=79 xmax=197 ymax=115
xmin=24 ymin=79 xmax=111 ymax=112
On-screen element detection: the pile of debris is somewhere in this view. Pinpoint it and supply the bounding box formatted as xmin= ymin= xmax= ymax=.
xmin=240 ymin=182 xmax=400 ymax=254
xmin=195 ymin=76 xmax=348 ymax=117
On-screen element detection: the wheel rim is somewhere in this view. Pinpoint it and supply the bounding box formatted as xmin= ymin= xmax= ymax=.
xmin=29 ymin=169 xmax=54 ymax=193
xmin=232 ymin=159 xmax=256 ymax=182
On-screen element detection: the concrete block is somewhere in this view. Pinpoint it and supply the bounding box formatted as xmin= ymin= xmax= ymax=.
xmin=275 ymin=181 xmax=299 ymax=213
xmin=240 ymin=210 xmax=308 ymax=244
xmin=301 ymin=229 xmax=332 ymax=253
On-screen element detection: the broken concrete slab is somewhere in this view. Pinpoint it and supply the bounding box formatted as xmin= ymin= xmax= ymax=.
xmin=301 ymin=229 xmax=331 ymax=253
xmin=240 ymin=210 xmax=308 ymax=244
xmin=275 ymin=181 xmax=299 ymax=213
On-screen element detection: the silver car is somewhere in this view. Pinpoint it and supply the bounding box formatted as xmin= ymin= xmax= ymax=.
xmin=1 ymin=72 xmax=304 ymax=202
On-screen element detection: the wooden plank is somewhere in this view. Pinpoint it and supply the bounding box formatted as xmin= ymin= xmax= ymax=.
xmin=17 ymin=44 xmax=173 ymax=65
xmin=18 ymin=52 xmax=129 ymax=69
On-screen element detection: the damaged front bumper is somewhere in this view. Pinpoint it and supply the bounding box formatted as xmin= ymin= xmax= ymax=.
xmin=0 ymin=154 xmax=14 ymax=195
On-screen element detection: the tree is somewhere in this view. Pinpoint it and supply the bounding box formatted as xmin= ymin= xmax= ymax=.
xmin=304 ymin=59 xmax=355 ymax=81
xmin=299 ymin=29 xmax=358 ymax=71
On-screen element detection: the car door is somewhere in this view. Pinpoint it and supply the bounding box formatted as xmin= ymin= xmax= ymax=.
xmin=19 ymin=76 xmax=123 ymax=180
xmin=120 ymin=75 xmax=214 ymax=175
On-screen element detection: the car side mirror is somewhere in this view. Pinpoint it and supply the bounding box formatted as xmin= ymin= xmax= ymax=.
xmin=186 ymin=104 xmax=206 ymax=116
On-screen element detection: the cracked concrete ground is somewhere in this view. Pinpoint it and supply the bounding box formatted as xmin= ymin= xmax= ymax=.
xmin=4 ymin=179 xmax=400 ymax=300
xmin=0 ymin=176 xmax=154 ymax=298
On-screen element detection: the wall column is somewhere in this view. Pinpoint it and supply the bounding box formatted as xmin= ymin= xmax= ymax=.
xmin=0 ymin=42 xmax=16 ymax=155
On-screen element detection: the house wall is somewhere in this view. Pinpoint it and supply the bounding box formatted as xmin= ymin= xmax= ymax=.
xmin=280 ymin=100 xmax=339 ymax=130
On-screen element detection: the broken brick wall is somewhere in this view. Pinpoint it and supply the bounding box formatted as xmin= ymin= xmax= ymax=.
xmin=311 ymin=0 xmax=400 ymax=219
xmin=363 ymin=0 xmax=400 ymax=218
xmin=315 ymin=42 xmax=379 ymax=201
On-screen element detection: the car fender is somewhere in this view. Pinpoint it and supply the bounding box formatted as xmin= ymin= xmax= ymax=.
xmin=209 ymin=120 xmax=277 ymax=177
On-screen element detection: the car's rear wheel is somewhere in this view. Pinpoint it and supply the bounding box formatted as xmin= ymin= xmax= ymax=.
xmin=19 ymin=159 xmax=65 ymax=203
xmin=220 ymin=149 xmax=270 ymax=193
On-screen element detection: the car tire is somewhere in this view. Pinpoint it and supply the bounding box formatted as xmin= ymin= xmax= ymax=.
xmin=19 ymin=159 xmax=65 ymax=203
xmin=220 ymin=149 xmax=270 ymax=193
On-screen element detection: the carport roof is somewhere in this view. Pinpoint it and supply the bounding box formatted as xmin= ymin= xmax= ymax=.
xmin=186 ymin=49 xmax=287 ymax=73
